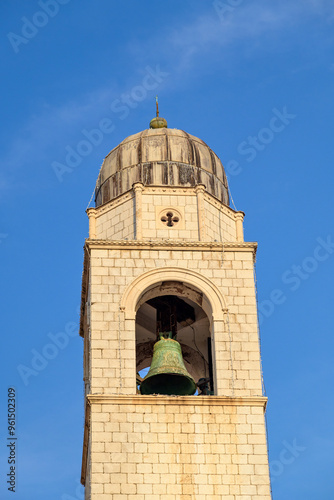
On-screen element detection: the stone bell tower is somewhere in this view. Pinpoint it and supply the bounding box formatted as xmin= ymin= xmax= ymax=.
xmin=79 ymin=107 xmax=272 ymax=499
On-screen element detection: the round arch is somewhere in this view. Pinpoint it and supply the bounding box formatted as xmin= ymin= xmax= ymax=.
xmin=120 ymin=267 xmax=227 ymax=321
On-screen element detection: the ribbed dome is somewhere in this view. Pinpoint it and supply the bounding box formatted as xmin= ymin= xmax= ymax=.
xmin=95 ymin=128 xmax=229 ymax=207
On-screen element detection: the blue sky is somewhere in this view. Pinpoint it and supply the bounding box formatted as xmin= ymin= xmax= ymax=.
xmin=1 ymin=1 xmax=334 ymax=498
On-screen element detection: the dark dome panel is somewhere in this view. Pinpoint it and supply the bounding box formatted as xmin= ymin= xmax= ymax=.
xmin=95 ymin=128 xmax=229 ymax=207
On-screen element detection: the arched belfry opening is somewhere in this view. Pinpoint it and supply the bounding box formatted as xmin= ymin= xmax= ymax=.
xmin=135 ymin=281 xmax=214 ymax=395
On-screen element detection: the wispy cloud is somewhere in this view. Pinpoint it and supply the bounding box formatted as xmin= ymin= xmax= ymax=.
xmin=0 ymin=64 xmax=170 ymax=192
xmin=0 ymin=84 xmax=122 ymax=193
xmin=1 ymin=0 xmax=332 ymax=196
xmin=127 ymin=0 xmax=333 ymax=77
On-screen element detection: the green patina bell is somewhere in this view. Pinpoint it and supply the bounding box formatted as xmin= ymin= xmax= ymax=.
xmin=140 ymin=332 xmax=196 ymax=396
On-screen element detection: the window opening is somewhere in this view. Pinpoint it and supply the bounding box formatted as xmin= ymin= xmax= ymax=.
xmin=160 ymin=211 xmax=179 ymax=227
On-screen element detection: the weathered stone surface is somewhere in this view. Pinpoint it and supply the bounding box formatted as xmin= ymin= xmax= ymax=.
xmin=95 ymin=128 xmax=229 ymax=206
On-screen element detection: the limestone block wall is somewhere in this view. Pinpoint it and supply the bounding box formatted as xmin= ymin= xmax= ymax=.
xmin=95 ymin=195 xmax=135 ymax=240
xmin=87 ymin=244 xmax=262 ymax=397
xmin=87 ymin=396 xmax=271 ymax=500
xmin=141 ymin=190 xmax=198 ymax=241
xmin=203 ymin=196 xmax=237 ymax=242
xmin=91 ymin=186 xmax=243 ymax=243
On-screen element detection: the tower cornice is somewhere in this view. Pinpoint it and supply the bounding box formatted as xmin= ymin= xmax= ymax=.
xmin=84 ymin=239 xmax=257 ymax=253
xmin=86 ymin=394 xmax=267 ymax=408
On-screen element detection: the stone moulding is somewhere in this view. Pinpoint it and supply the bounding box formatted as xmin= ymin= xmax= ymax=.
xmin=90 ymin=191 xmax=134 ymax=218
xmin=86 ymin=394 xmax=267 ymax=407
xmin=85 ymin=239 xmax=257 ymax=253
xmin=119 ymin=266 xmax=227 ymax=321
xmin=91 ymin=183 xmax=243 ymax=220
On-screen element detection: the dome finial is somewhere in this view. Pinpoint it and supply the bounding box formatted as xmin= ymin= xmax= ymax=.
xmin=150 ymin=96 xmax=167 ymax=129
xmin=156 ymin=95 xmax=159 ymax=117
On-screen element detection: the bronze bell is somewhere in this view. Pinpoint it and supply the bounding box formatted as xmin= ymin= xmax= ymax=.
xmin=140 ymin=332 xmax=196 ymax=396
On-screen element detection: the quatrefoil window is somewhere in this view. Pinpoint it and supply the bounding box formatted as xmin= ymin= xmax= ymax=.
xmin=160 ymin=211 xmax=180 ymax=227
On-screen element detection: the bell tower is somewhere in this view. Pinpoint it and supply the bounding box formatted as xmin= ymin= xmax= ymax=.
xmin=79 ymin=108 xmax=272 ymax=499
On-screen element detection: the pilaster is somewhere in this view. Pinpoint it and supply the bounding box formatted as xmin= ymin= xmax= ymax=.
xmin=195 ymin=184 xmax=206 ymax=241
xmin=133 ymin=182 xmax=144 ymax=240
